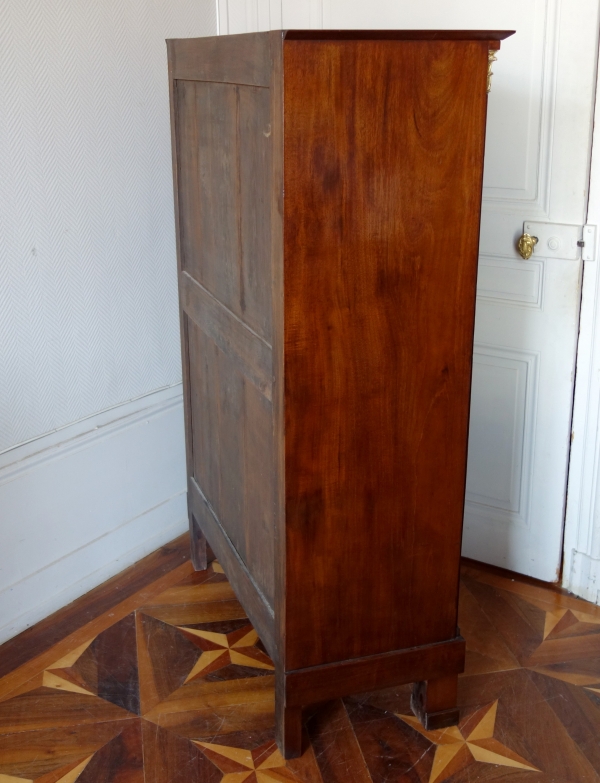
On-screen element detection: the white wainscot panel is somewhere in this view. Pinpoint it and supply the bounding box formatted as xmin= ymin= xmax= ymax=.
xmin=477 ymin=256 xmax=544 ymax=307
xmin=0 ymin=386 xmax=187 ymax=644
xmin=465 ymin=347 xmax=538 ymax=527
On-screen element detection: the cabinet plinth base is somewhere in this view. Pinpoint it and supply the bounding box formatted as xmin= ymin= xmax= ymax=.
xmin=275 ymin=687 xmax=303 ymax=760
xmin=275 ymin=641 xmax=465 ymax=758
xmin=410 ymin=675 xmax=460 ymax=730
xmin=189 ymin=514 xmax=207 ymax=572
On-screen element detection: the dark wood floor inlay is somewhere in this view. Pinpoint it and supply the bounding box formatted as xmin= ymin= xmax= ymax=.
xmin=0 ymin=550 xmax=599 ymax=781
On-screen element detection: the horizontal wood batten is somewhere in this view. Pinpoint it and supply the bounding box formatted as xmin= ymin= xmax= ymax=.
xmin=283 ymin=30 xmax=514 ymax=42
xmin=167 ymin=34 xmax=273 ymax=86
xmin=282 ymin=637 xmax=466 ymax=707
xmin=181 ymin=272 xmax=272 ymax=400
xmin=188 ymin=476 xmax=276 ymax=660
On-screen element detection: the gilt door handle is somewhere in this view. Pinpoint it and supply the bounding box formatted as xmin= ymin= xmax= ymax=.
xmin=517 ymin=233 xmax=538 ymax=260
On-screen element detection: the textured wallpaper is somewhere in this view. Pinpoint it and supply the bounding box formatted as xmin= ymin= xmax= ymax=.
xmin=0 ymin=0 xmax=217 ymax=452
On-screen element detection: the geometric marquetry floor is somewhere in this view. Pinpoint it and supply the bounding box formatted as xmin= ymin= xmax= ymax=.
xmin=1 ymin=556 xmax=600 ymax=782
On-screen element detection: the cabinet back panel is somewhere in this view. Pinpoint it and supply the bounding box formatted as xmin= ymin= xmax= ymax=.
xmin=168 ymin=34 xmax=272 ymax=86
xmin=175 ymin=79 xmax=273 ymax=342
xmin=173 ymin=63 xmax=276 ymax=609
xmin=283 ymin=39 xmax=488 ymax=669
xmin=187 ymin=318 xmax=275 ymax=607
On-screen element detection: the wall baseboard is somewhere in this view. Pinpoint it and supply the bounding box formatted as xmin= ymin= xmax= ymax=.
xmin=0 ymin=385 xmax=188 ymax=645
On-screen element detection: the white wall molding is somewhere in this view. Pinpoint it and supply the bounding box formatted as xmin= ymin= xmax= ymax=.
xmin=0 ymin=385 xmax=187 ymax=644
xmin=0 ymin=384 xmax=182 ymax=476
xmin=217 ymin=0 xmax=324 ymax=33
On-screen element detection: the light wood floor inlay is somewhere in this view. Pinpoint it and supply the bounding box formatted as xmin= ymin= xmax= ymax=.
xmin=0 ymin=551 xmax=599 ymax=781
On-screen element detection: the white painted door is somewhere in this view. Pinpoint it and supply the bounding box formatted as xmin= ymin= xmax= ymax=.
xmin=218 ymin=0 xmax=599 ymax=581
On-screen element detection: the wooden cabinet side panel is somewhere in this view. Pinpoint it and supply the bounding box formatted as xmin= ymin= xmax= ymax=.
xmin=268 ymin=33 xmax=286 ymax=662
xmin=170 ymin=35 xmax=277 ymax=609
xmin=283 ymin=39 xmax=489 ymax=669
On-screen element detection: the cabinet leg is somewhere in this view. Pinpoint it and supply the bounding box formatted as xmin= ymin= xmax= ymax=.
xmin=275 ymin=683 xmax=303 ymax=759
xmin=189 ymin=514 xmax=207 ymax=572
xmin=411 ymin=674 xmax=459 ymax=731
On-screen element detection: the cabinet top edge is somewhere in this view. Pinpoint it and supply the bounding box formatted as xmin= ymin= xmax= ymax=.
xmin=283 ymin=29 xmax=515 ymax=41
xmin=166 ymin=30 xmax=515 ymax=46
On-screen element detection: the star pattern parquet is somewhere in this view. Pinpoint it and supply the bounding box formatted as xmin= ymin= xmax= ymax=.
xmin=1 ymin=553 xmax=600 ymax=781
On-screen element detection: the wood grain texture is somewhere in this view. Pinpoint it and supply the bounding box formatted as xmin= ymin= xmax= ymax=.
xmin=76 ymin=720 xmax=143 ymax=783
xmin=188 ymin=477 xmax=276 ymax=660
xmin=0 ymin=688 xmax=130 ymax=734
xmin=0 ymin=535 xmax=190 ymax=681
xmin=167 ymin=33 xmax=274 ymax=86
xmin=284 ymin=30 xmax=514 ymax=41
xmin=181 ymin=272 xmax=272 ymax=399
xmin=186 ymin=321 xmax=275 ymax=605
xmin=268 ymin=29 xmax=287 ymax=688
xmin=174 ymin=41 xmax=277 ymax=610
xmin=93 ymin=614 xmax=140 ymax=715
xmin=0 ymin=562 xmax=196 ymax=707
xmin=308 ymin=700 xmax=372 ymax=783
xmin=283 ymin=38 xmax=489 ymax=670
xmin=176 ymin=80 xmax=273 ymax=342
xmin=168 ymin=37 xmax=196 ymax=548
xmin=283 ymin=638 xmax=465 ymax=707
xmin=142 ymin=675 xmax=276 ymax=738
xmin=141 ymin=722 xmax=221 ymax=783
xmin=411 ymin=674 xmax=460 ymax=730
xmin=2 ymin=545 xmax=600 ymax=781
xmin=0 ymin=721 xmax=135 ymax=781
xmin=189 ymin=515 xmax=207 ymax=571
xmin=275 ymin=676 xmax=303 ymax=761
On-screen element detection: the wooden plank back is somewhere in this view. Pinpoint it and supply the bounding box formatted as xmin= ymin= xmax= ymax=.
xmin=171 ymin=34 xmax=277 ymax=610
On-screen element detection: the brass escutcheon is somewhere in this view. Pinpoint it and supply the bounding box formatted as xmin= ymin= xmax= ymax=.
xmin=517 ymin=233 xmax=538 ymax=260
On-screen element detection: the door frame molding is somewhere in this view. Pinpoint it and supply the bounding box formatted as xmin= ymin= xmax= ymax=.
xmin=563 ymin=43 xmax=600 ymax=603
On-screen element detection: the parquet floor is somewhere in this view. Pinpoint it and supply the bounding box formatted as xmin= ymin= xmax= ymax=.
xmin=1 ymin=550 xmax=600 ymax=782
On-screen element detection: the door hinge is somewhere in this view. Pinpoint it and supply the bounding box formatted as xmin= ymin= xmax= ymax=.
xmin=580 ymin=225 xmax=596 ymax=261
